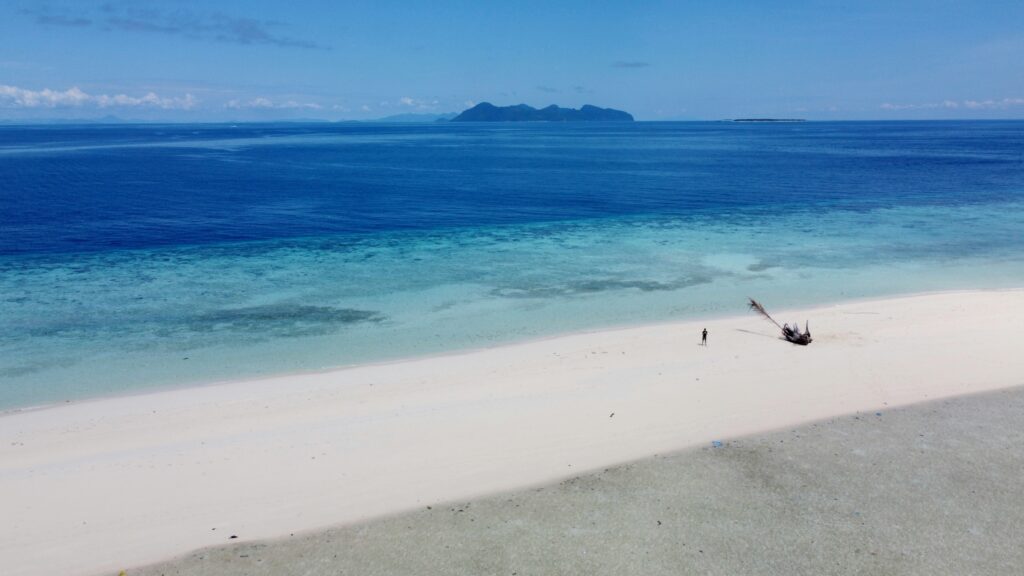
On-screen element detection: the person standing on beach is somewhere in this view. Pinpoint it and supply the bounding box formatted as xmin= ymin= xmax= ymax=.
xmin=701 ymin=328 xmax=708 ymax=346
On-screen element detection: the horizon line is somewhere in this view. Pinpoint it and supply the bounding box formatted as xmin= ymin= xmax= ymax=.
xmin=3 ymin=117 xmax=1024 ymax=126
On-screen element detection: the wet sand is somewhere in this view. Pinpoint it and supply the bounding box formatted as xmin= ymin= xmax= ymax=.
xmin=135 ymin=386 xmax=1024 ymax=576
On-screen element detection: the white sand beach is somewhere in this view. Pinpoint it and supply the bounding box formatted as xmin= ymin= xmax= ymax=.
xmin=2 ymin=289 xmax=1023 ymax=576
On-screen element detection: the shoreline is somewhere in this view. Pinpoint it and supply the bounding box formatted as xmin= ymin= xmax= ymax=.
xmin=3 ymin=285 xmax=1017 ymax=416
xmin=2 ymin=288 xmax=1024 ymax=576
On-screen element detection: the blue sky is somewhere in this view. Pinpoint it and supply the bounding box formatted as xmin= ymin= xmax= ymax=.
xmin=1 ymin=0 xmax=1023 ymax=121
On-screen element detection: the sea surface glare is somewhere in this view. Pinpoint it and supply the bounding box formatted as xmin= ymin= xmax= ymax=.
xmin=1 ymin=121 xmax=1023 ymax=408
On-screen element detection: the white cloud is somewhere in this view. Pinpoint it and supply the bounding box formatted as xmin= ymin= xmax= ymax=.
xmin=0 ymin=85 xmax=90 ymax=107
xmin=397 ymin=96 xmax=439 ymax=111
xmin=361 ymin=105 xmax=371 ymax=112
xmin=0 ymin=84 xmax=196 ymax=109
xmin=964 ymin=98 xmax=1024 ymax=109
xmin=881 ymin=98 xmax=1023 ymax=111
xmin=95 ymin=92 xmax=198 ymax=109
xmin=225 ymin=97 xmax=322 ymax=110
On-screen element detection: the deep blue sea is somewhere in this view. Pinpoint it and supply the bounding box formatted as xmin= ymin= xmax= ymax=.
xmin=2 ymin=121 xmax=1023 ymax=409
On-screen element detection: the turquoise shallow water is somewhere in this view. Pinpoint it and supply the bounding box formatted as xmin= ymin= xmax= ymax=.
xmin=2 ymin=121 xmax=1023 ymax=409
xmin=3 ymin=202 xmax=1024 ymax=409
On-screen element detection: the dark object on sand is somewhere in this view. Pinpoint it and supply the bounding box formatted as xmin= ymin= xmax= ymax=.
xmin=748 ymin=298 xmax=813 ymax=345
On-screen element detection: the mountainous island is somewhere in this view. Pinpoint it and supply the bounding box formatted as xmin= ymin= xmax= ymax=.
xmin=373 ymin=112 xmax=457 ymax=123
xmin=451 ymin=102 xmax=634 ymax=122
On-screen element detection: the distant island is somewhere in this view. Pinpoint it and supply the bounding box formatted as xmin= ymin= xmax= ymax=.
xmin=730 ymin=118 xmax=806 ymax=122
xmin=451 ymin=102 xmax=634 ymax=122
xmin=373 ymin=112 xmax=458 ymax=123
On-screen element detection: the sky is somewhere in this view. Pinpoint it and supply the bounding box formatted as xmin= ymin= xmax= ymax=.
xmin=1 ymin=0 xmax=1023 ymax=121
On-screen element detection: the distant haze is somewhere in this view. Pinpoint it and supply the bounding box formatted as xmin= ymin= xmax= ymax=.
xmin=1 ymin=1 xmax=1023 ymax=122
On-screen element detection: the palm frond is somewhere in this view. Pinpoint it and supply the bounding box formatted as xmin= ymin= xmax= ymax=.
xmin=748 ymin=297 xmax=783 ymax=330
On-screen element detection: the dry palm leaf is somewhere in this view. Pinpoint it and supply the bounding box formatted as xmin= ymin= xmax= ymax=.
xmin=748 ymin=298 xmax=782 ymax=330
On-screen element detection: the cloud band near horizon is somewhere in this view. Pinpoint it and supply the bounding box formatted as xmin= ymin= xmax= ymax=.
xmin=881 ymin=98 xmax=1024 ymax=111
xmin=0 ymin=84 xmax=197 ymax=110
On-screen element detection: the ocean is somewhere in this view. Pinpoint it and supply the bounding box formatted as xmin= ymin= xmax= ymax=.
xmin=2 ymin=120 xmax=1023 ymax=409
